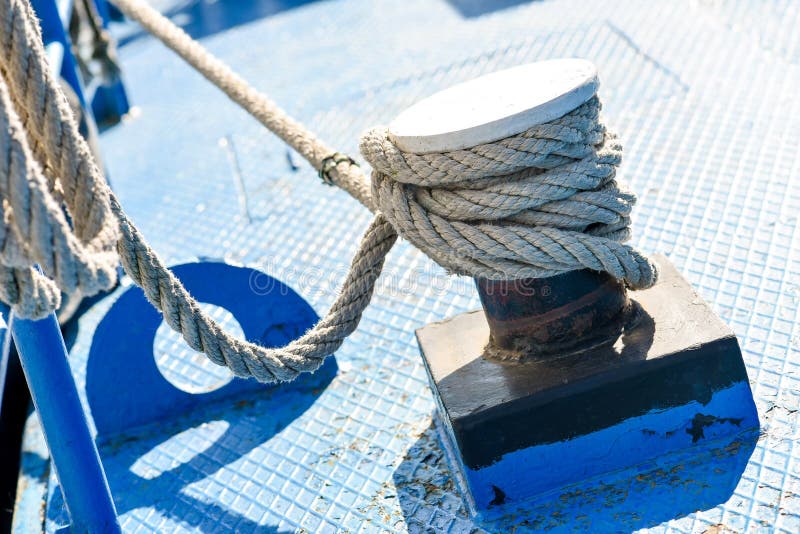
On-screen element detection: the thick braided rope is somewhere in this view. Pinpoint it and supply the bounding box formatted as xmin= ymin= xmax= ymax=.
xmin=2 ymin=0 xmax=396 ymax=383
xmin=360 ymin=98 xmax=658 ymax=289
xmin=0 ymin=72 xmax=118 ymax=317
xmin=0 ymin=0 xmax=119 ymax=250
xmin=0 ymin=0 xmax=120 ymax=317
xmin=112 ymin=201 xmax=396 ymax=382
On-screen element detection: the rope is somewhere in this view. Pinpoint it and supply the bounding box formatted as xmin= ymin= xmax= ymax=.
xmin=0 ymin=0 xmax=657 ymax=383
xmin=360 ymin=98 xmax=657 ymax=288
xmin=109 ymin=0 xmax=373 ymax=210
xmin=0 ymin=0 xmax=394 ymax=383
xmin=0 ymin=0 xmax=119 ymax=318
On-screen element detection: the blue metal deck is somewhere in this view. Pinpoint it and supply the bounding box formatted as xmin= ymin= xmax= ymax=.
xmin=13 ymin=0 xmax=800 ymax=531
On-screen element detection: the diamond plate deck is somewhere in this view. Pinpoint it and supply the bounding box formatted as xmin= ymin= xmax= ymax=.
xmin=13 ymin=0 xmax=800 ymax=532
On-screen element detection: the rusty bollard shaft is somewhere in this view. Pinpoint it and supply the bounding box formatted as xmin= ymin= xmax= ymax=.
xmin=475 ymin=269 xmax=630 ymax=360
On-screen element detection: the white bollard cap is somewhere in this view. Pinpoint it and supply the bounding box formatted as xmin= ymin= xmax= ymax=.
xmin=388 ymin=58 xmax=598 ymax=154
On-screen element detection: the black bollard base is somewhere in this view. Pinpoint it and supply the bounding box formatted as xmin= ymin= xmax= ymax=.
xmin=416 ymin=255 xmax=759 ymax=513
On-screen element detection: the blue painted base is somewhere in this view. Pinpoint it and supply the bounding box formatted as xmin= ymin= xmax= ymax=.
xmin=417 ymin=257 xmax=761 ymax=513
xmin=444 ymin=381 xmax=759 ymax=512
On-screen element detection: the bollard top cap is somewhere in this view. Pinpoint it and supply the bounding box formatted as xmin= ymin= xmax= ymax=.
xmin=388 ymin=58 xmax=598 ymax=154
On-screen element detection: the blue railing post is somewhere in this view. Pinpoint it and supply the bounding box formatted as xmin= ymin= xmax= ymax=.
xmin=10 ymin=311 xmax=121 ymax=533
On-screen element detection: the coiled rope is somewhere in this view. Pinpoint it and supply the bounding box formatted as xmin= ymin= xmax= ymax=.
xmin=361 ymin=98 xmax=656 ymax=288
xmin=0 ymin=0 xmax=655 ymax=383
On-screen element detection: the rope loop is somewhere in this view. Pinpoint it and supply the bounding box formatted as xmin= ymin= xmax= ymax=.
xmin=0 ymin=0 xmax=393 ymax=383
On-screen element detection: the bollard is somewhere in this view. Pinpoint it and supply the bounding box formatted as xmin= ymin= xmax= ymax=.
xmin=395 ymin=59 xmax=759 ymax=513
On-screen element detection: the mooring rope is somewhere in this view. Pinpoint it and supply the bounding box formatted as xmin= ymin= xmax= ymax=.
xmin=0 ymin=75 xmax=118 ymax=318
xmin=110 ymin=0 xmax=374 ymax=210
xmin=0 ymin=0 xmax=119 ymax=318
xmin=0 ymin=0 xmax=656 ymax=383
xmin=0 ymin=0 xmax=394 ymax=383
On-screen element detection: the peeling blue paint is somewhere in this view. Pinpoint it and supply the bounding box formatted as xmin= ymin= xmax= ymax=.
xmin=448 ymin=381 xmax=759 ymax=512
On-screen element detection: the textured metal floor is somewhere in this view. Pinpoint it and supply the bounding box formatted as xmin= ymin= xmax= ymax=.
xmin=13 ymin=0 xmax=800 ymax=532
